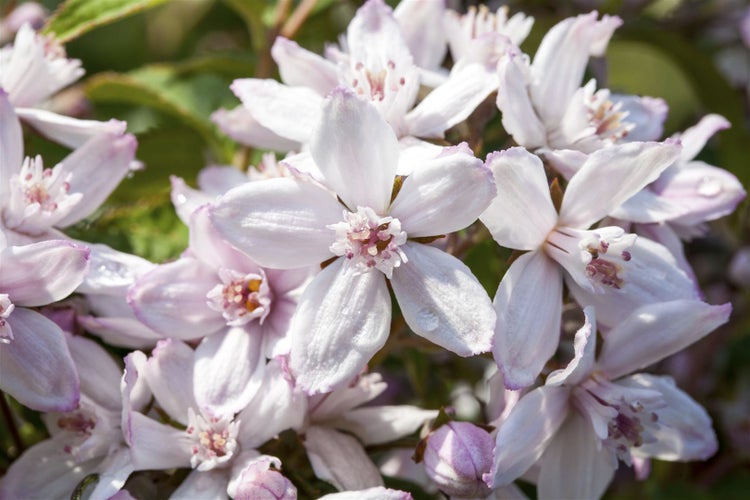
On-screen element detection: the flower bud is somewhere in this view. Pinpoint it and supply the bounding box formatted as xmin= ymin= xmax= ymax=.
xmin=423 ymin=421 xmax=494 ymax=498
xmin=230 ymin=456 xmax=297 ymax=500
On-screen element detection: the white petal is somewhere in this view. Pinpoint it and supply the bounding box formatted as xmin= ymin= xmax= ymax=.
xmin=309 ymin=372 xmax=387 ymax=422
xmin=76 ymin=243 xmax=154 ymax=296
xmin=310 ymin=88 xmax=399 ymax=214
xmin=677 ymin=114 xmax=730 ymax=162
xmin=272 ymin=36 xmax=338 ymax=94
xmin=612 ymin=94 xmax=668 ymax=142
xmin=188 ymin=204 xmax=258 ymax=273
xmin=598 ymin=300 xmax=731 ymax=380
xmin=334 ymin=405 xmax=437 ymax=445
xmin=128 ymin=257 xmax=225 ymax=338
xmin=406 ymin=63 xmax=498 ymax=138
xmin=142 ymin=339 xmax=197 ymax=425
xmin=0 ymin=89 xmax=23 ymax=201
xmin=211 ymin=105 xmax=300 ymax=152
xmin=480 ymin=147 xmax=557 ymax=250
xmin=559 ymin=140 xmax=682 ymax=228
xmin=290 ymin=259 xmax=391 ymax=394
xmin=87 ymin=447 xmax=134 ymax=500
xmin=170 ymin=175 xmax=213 ymax=225
xmin=54 ymin=131 xmax=138 ymax=227
xmin=0 ymin=308 xmax=79 ymax=412
xmin=492 ymin=250 xmax=563 ymax=389
xmin=67 ymin=334 xmax=122 ymax=412
xmin=531 ymin=12 xmax=621 ymax=124
xmin=618 ymin=374 xmax=717 ymax=461
xmin=237 ymin=359 xmax=307 ymax=448
xmin=0 ymin=239 xmax=89 ymax=306
xmin=319 ymin=487 xmax=412 ymax=500
xmin=193 ymin=326 xmax=265 ymax=418
xmin=546 ymin=306 xmax=596 ymax=387
xmin=390 ymin=143 xmax=495 ymax=237
xmin=394 ymin=0 xmax=447 ymax=71
xmin=0 ymin=439 xmax=94 ymax=499
xmin=486 ymin=385 xmax=570 ymax=487
xmin=15 ymin=107 xmax=127 ymax=149
xmin=230 ymin=78 xmax=322 ymax=143
xmin=537 ymin=412 xmax=615 ymax=500
xmin=496 ymin=52 xmax=547 ymax=149
xmin=210 ymin=177 xmax=342 ymax=269
xmin=391 ymin=242 xmax=494 ymax=356
xmin=305 ymin=425 xmax=384 ymax=491
xmin=128 ymin=412 xmax=193 ymax=471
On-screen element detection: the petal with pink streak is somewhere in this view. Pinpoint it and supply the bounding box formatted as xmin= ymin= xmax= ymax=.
xmin=537 ymin=412 xmax=615 ymax=500
xmin=0 ymin=308 xmax=78 ymax=412
xmin=210 ymin=177 xmax=342 ymax=269
xmin=480 ymin=147 xmax=557 ymax=250
xmin=310 ymin=88 xmax=399 ymax=214
xmin=305 ymin=425 xmax=384 ymax=491
xmin=598 ymin=300 xmax=731 ymax=380
xmin=546 ymin=306 xmax=596 ymax=387
xmin=290 ymin=258 xmax=391 ymax=395
xmin=1 ymin=239 xmax=89 ymax=307
xmin=677 ymin=114 xmax=730 ymax=162
xmin=485 ymin=385 xmax=570 ymax=487
xmin=391 ymin=243 xmax=494 ymax=356
xmin=492 ymin=250 xmax=563 ymax=389
xmin=390 ymin=144 xmax=495 ymax=237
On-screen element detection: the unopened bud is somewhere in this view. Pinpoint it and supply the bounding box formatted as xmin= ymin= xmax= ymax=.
xmin=423 ymin=421 xmax=494 ymax=498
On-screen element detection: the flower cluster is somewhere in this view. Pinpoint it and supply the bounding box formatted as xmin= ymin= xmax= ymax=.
xmin=0 ymin=1 xmax=746 ymax=499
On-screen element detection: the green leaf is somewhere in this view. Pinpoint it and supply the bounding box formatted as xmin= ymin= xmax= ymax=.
xmin=44 ymin=0 xmax=171 ymax=43
xmin=85 ymin=66 xmax=234 ymax=162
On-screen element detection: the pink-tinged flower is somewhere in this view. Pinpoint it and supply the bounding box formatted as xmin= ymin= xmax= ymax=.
xmin=0 ymin=228 xmax=89 ymax=411
xmin=0 ymin=90 xmax=137 ymax=241
xmin=0 ymin=334 xmax=133 ymax=500
xmin=122 ymin=340 xmax=304 ymax=497
xmin=210 ymin=88 xmax=496 ymax=394
xmin=0 ymin=23 xmax=134 ymax=149
xmin=480 ymin=143 xmax=701 ymax=389
xmin=129 ymin=201 xmax=309 ymax=409
xmin=223 ymin=0 xmax=500 ymax=148
xmin=495 ymin=11 xmax=668 ymax=153
xmin=486 ymin=303 xmax=729 ymax=497
xmin=445 ymin=4 xmax=534 ymax=62
xmin=302 ymin=372 xmax=437 ymax=491
xmin=423 ymin=421 xmax=494 ymax=498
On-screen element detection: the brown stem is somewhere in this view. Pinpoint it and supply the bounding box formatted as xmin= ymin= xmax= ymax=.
xmin=280 ymin=0 xmax=319 ymax=39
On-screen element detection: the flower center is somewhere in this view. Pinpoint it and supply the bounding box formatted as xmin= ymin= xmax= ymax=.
xmin=5 ymin=156 xmax=81 ymax=233
xmin=351 ymin=60 xmax=406 ymax=103
xmin=575 ymin=377 xmax=663 ymax=467
xmin=0 ymin=294 xmax=15 ymax=343
xmin=545 ymin=226 xmax=636 ymax=292
xmin=328 ymin=206 xmax=408 ymax=279
xmin=54 ymin=404 xmax=100 ymax=456
xmin=186 ymin=408 xmax=239 ymax=471
xmin=207 ymin=269 xmax=272 ymax=326
xmin=586 ymin=89 xmax=633 ymax=142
